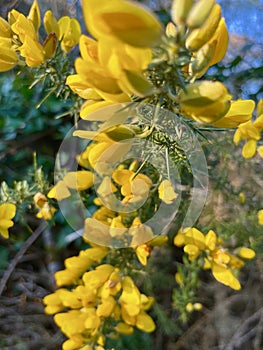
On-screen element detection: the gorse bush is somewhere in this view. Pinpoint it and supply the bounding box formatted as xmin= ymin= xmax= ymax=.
xmin=0 ymin=0 xmax=262 ymax=349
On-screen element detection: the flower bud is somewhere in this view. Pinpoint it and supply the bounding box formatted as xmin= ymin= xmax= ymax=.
xmin=171 ymin=0 xmax=193 ymax=25
xmin=186 ymin=4 xmax=221 ymax=51
xmin=186 ymin=0 xmax=215 ymax=28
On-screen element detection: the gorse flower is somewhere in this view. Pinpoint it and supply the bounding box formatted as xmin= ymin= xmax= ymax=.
xmin=43 ymin=251 xmax=156 ymax=349
xmin=0 ymin=203 xmax=16 ymax=239
xmin=174 ymin=227 xmax=255 ymax=290
xmin=0 ymin=0 xmax=81 ymax=71
xmin=233 ymin=100 xmax=263 ymax=158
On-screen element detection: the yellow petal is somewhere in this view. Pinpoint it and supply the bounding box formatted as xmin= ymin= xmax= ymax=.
xmin=47 ymin=181 xmax=71 ymax=201
xmin=158 ymin=179 xmax=178 ymax=204
xmin=173 ymin=230 xmax=185 ymax=247
xmin=27 ymin=0 xmax=40 ymax=31
xmin=63 ymin=171 xmax=93 ymax=191
xmin=257 ymin=145 xmax=263 ymax=158
xmin=242 ymin=139 xmax=257 ymax=158
xmin=43 ymin=32 xmax=57 ymax=59
xmin=82 ymin=0 xmax=163 ymax=47
xmin=212 ymin=262 xmax=241 ymax=290
xmin=237 ymin=247 xmax=255 ymax=260
xmin=136 ymin=312 xmax=156 ymax=332
xmin=212 ymin=99 xmax=255 ymax=128
xmin=258 ymin=209 xmax=263 ymax=225
xmin=205 ymin=230 xmax=217 ymax=251
xmin=112 ymin=169 xmax=133 ymax=185
xmin=0 ymin=17 xmax=12 ymax=38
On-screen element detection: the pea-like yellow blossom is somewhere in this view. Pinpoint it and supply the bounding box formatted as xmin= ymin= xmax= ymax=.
xmin=0 ymin=203 xmax=16 ymax=239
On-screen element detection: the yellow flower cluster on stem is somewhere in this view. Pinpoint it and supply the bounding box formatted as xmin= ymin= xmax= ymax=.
xmin=174 ymin=227 xmax=255 ymax=290
xmin=43 ymin=245 xmax=157 ymax=350
xmin=0 ymin=0 xmax=81 ymax=71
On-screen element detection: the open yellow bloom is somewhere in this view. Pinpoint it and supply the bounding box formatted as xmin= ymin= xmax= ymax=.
xmin=158 ymin=179 xmax=178 ymax=204
xmin=212 ymin=100 xmax=255 ymax=128
xmin=57 ymin=16 xmax=81 ymax=53
xmin=0 ymin=203 xmax=16 ymax=239
xmin=233 ymin=102 xmax=263 ymax=158
xmin=174 ymin=227 xmax=255 ymax=290
xmin=112 ymin=169 xmax=152 ymax=204
xmin=48 ymin=171 xmax=93 ymax=201
xmin=82 ymin=0 xmax=163 ymax=47
xmin=179 ymin=81 xmax=232 ymax=124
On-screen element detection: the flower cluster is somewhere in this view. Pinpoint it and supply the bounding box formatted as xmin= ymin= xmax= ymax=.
xmin=174 ymin=227 xmax=255 ymax=290
xmin=0 ymin=0 xmax=80 ymax=71
xmin=43 ymin=245 xmax=157 ymax=350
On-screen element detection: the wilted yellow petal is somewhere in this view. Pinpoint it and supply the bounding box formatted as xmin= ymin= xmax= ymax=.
xmin=44 ymin=10 xmax=60 ymax=37
xmin=116 ymin=322 xmax=134 ymax=335
xmin=0 ymin=47 xmax=18 ymax=72
xmin=208 ymin=18 xmax=229 ymax=66
xmin=27 ymin=0 xmax=40 ymax=31
xmin=179 ymin=81 xmax=231 ymax=124
xmin=205 ymin=230 xmax=217 ymax=251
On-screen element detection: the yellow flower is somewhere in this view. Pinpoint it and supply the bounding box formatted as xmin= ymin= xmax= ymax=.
xmin=48 ymin=171 xmax=93 ymax=201
xmin=44 ymin=10 xmax=60 ymax=37
xmin=83 ymin=264 xmax=115 ymax=290
xmin=43 ymin=289 xmax=67 ymax=314
xmin=233 ymin=101 xmax=263 ymax=158
xmin=62 ymin=334 xmax=84 ymax=350
xmin=19 ymin=35 xmax=45 ymax=67
xmin=57 ymin=16 xmax=81 ymax=52
xmin=258 ymin=210 xmax=263 ymax=225
xmin=27 ymin=0 xmax=41 ymax=32
xmin=212 ymin=100 xmax=255 ymax=128
xmin=158 ymin=179 xmax=178 ymax=204
xmin=129 ymin=217 xmax=154 ymax=246
xmin=179 ymin=81 xmax=232 ymax=124
xmin=0 ymin=46 xmax=18 ymax=72
xmin=135 ymin=244 xmax=151 ymax=266
xmin=211 ymin=261 xmax=241 ymax=290
xmin=120 ymin=276 xmax=155 ymax=332
xmin=0 ymin=203 xmax=16 ymax=239
xmin=82 ymin=0 xmax=163 ymax=47
xmin=11 ymin=12 xmax=37 ymax=42
xmin=36 ymin=202 xmax=56 ymax=220
xmin=0 ymin=17 xmax=12 ymax=38
xmin=112 ymin=169 xmax=152 ymax=204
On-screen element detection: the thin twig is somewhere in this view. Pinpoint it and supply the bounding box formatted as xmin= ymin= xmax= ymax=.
xmin=0 ymin=221 xmax=48 ymax=296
